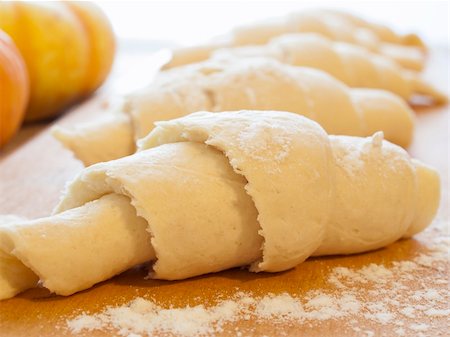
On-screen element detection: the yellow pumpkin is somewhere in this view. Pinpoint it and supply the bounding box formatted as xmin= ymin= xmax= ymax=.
xmin=0 ymin=30 xmax=29 ymax=147
xmin=0 ymin=1 xmax=115 ymax=122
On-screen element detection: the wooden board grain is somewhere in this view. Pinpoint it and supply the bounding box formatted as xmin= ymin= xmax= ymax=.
xmin=0 ymin=48 xmax=448 ymax=337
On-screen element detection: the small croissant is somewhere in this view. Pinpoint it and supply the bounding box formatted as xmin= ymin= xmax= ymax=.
xmin=212 ymin=33 xmax=446 ymax=104
xmin=53 ymin=58 xmax=415 ymax=166
xmin=164 ymin=9 xmax=427 ymax=71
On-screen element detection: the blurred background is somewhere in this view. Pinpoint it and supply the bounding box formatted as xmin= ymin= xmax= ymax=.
xmin=94 ymin=0 xmax=449 ymax=93
xmin=96 ymin=1 xmax=449 ymax=46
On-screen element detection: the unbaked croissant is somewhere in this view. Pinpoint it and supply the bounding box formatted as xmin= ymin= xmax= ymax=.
xmin=0 ymin=111 xmax=440 ymax=300
xmin=212 ymin=33 xmax=446 ymax=104
xmin=163 ymin=9 xmax=426 ymax=71
xmin=53 ymin=58 xmax=415 ymax=166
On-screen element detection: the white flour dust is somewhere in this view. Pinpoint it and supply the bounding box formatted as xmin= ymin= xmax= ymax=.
xmin=67 ymin=228 xmax=449 ymax=337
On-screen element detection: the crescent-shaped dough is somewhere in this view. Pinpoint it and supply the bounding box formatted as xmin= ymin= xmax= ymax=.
xmin=53 ymin=58 xmax=415 ymax=166
xmin=212 ymin=34 xmax=446 ymax=104
xmin=0 ymin=111 xmax=439 ymax=299
xmin=0 ymin=215 xmax=39 ymax=299
xmin=164 ymin=9 xmax=426 ymax=71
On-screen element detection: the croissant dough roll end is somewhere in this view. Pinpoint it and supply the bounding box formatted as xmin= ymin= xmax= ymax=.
xmin=163 ymin=41 xmax=229 ymax=70
xmin=1 ymin=195 xmax=154 ymax=297
xmin=315 ymin=132 xmax=416 ymax=256
xmin=0 ymin=216 xmax=39 ymax=300
xmin=407 ymin=73 xmax=448 ymax=105
xmin=404 ymin=160 xmax=441 ymax=238
xmin=402 ymin=33 xmax=427 ymax=50
xmin=351 ymin=89 xmax=415 ymax=148
xmin=232 ymin=20 xmax=290 ymax=46
xmin=52 ymin=112 xmax=136 ymax=166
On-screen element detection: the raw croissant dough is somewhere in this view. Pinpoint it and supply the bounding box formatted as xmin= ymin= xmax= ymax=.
xmin=212 ymin=34 xmax=446 ymax=104
xmin=53 ymin=58 xmax=415 ymax=166
xmin=0 ymin=111 xmax=440 ymax=300
xmin=163 ymin=9 xmax=426 ymax=71
xmin=0 ymin=215 xmax=39 ymax=300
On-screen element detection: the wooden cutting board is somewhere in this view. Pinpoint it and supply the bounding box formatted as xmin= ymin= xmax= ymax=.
xmin=0 ymin=48 xmax=448 ymax=337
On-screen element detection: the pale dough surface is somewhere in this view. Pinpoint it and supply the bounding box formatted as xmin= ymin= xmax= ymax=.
xmin=0 ymin=111 xmax=440 ymax=299
xmin=55 ymin=58 xmax=415 ymax=166
xmin=0 ymin=195 xmax=153 ymax=296
xmin=212 ymin=33 xmax=446 ymax=103
xmin=140 ymin=111 xmax=333 ymax=272
xmin=57 ymin=143 xmax=262 ymax=280
xmin=165 ymin=9 xmax=427 ymax=71
xmin=0 ymin=215 xmax=38 ymax=299
xmin=52 ymin=112 xmax=135 ymax=166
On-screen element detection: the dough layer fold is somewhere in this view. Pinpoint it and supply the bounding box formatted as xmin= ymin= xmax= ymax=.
xmin=0 ymin=111 xmax=439 ymax=300
xmin=164 ymin=9 xmax=427 ymax=71
xmin=54 ymin=59 xmax=415 ymax=166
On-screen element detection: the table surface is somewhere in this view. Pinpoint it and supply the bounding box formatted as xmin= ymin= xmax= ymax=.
xmin=0 ymin=47 xmax=448 ymax=337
